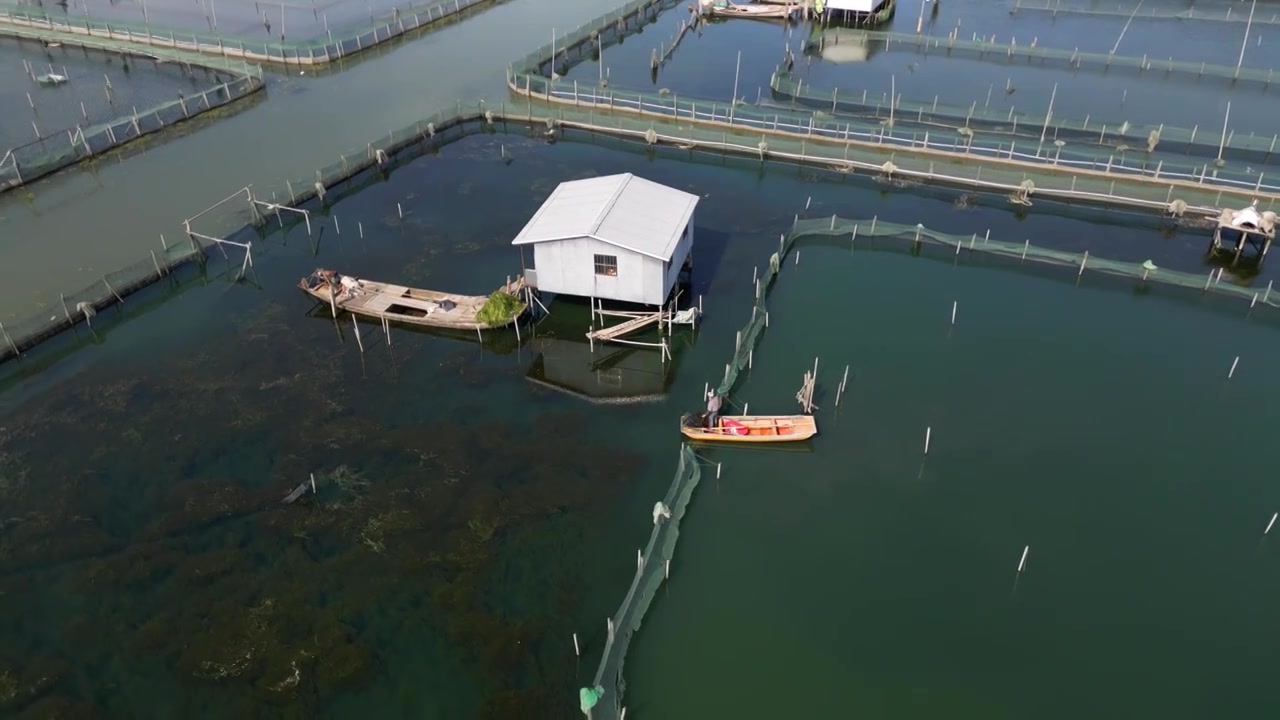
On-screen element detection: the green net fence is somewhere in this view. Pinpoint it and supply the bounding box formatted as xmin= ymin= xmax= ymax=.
xmin=789 ymin=214 xmax=1280 ymax=309
xmin=0 ymin=67 xmax=263 ymax=193
xmin=0 ymin=238 xmax=205 ymax=362
xmin=830 ymin=28 xmax=1280 ymax=85
xmin=509 ymin=0 xmax=674 ymax=78
xmin=504 ymin=0 xmax=1279 ymax=217
xmin=770 ymin=67 xmax=1280 ymax=169
xmin=510 ymin=77 xmax=1280 ymax=214
xmin=581 ymin=198 xmax=809 ymax=720
xmin=1011 ymin=0 xmax=1280 ymax=25
xmin=583 ymin=443 xmax=703 ymax=720
xmin=0 ymin=0 xmax=497 ymax=66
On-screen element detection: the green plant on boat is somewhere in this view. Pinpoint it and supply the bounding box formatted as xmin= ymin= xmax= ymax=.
xmin=476 ymin=290 xmax=522 ymax=327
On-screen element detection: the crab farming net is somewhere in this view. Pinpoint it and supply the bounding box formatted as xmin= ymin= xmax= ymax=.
xmin=509 ymin=74 xmax=1280 ymax=216
xmin=0 ymin=0 xmax=494 ymax=66
xmin=769 ymin=69 xmax=1280 ymax=174
xmin=1011 ymin=0 xmax=1280 ymax=25
xmin=788 ymin=215 xmax=1280 ymax=308
xmin=0 ymin=27 xmax=263 ymax=195
xmin=807 ymin=28 xmax=1280 ymax=85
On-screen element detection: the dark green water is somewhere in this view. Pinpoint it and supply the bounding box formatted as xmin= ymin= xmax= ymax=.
xmin=2 ymin=120 xmax=1278 ymax=717
xmin=626 ymin=234 xmax=1280 ymax=718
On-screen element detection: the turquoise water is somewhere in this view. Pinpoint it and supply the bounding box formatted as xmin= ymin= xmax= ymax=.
xmin=625 ymin=233 xmax=1280 ymax=718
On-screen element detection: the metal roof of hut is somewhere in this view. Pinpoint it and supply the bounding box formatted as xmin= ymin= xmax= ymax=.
xmin=511 ymin=173 xmax=699 ymax=261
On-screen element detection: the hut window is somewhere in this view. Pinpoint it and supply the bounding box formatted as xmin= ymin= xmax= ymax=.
xmin=594 ymin=254 xmax=618 ymax=277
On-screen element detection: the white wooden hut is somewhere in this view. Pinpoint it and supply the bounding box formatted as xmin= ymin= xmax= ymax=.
xmin=512 ymin=173 xmax=698 ymax=306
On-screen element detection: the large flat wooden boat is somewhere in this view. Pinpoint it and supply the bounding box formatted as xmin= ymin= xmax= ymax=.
xmin=700 ymin=0 xmax=798 ymax=20
xmin=299 ymin=269 xmax=527 ymax=331
xmin=680 ymin=413 xmax=817 ymax=443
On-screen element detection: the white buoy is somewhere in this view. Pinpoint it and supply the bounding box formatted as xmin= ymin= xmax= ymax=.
xmin=1229 ymin=356 xmax=1240 ymax=379
xmin=1266 ymin=512 xmax=1278 ymax=535
xmin=310 ymin=473 xmax=316 ymax=494
xmin=573 ymin=632 xmax=581 ymax=656
xmin=1017 ymin=545 xmax=1030 ymax=573
xmin=950 ymin=300 xmax=957 ymax=325
xmin=637 ymin=548 xmax=643 ymax=570
xmin=924 ymin=426 xmax=932 ymax=454
xmin=664 ymin=559 xmax=670 ymax=579
xmin=716 ymin=462 xmax=722 ymax=479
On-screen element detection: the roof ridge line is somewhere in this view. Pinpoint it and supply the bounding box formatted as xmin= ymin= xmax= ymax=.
xmin=589 ymin=173 xmax=633 ymax=237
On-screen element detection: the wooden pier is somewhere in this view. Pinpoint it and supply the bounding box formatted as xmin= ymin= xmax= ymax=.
xmin=584 ymin=299 xmax=698 ymax=362
xmin=587 ymin=310 xmax=664 ymax=342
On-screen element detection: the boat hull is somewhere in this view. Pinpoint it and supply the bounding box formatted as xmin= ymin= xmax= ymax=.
xmin=298 ymin=272 xmax=527 ymax=331
xmin=704 ymin=7 xmax=795 ymax=19
xmin=679 ymin=414 xmax=817 ymax=443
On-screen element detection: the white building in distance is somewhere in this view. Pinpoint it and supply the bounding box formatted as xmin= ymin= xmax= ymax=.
xmin=512 ymin=173 xmax=698 ymax=306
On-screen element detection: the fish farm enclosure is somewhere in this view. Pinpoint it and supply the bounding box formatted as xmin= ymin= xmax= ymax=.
xmin=4 ymin=0 xmax=1280 ymax=717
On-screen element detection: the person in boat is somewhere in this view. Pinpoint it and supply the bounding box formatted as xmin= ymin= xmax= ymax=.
xmin=705 ymin=390 xmax=722 ymax=429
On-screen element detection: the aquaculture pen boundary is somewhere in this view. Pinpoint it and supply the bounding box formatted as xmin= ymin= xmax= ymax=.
xmin=0 ymin=30 xmax=264 ymax=193
xmin=0 ymin=0 xmax=501 ymax=66
xmin=0 ymin=107 xmax=502 ymax=364
xmin=769 ymin=69 xmax=1280 ymax=166
xmin=509 ymin=76 xmax=1280 ymax=214
xmin=504 ymin=0 xmax=1280 ymax=215
xmin=792 ymin=215 xmax=1280 ymax=311
xmin=838 ymin=28 xmax=1280 ymax=85
xmin=1011 ymin=0 xmax=1280 ymax=26
xmin=763 ymin=70 xmax=1270 ymax=192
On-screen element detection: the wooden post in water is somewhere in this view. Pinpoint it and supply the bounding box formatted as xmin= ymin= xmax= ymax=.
xmin=1218 ymin=101 xmax=1232 ymax=164
xmin=1237 ymin=0 xmax=1258 ymax=77
xmin=729 ymin=50 xmax=741 ymax=122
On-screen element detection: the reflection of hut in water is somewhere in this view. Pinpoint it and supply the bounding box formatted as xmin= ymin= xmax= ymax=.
xmin=526 ymin=335 xmax=673 ymax=405
xmin=804 ymin=25 xmax=883 ymax=63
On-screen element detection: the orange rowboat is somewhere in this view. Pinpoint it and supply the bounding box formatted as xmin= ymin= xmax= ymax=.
xmin=679 ymin=414 xmax=817 ymax=443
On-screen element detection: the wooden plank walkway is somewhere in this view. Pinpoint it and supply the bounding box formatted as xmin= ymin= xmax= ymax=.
xmin=586 ymin=311 xmax=662 ymax=342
